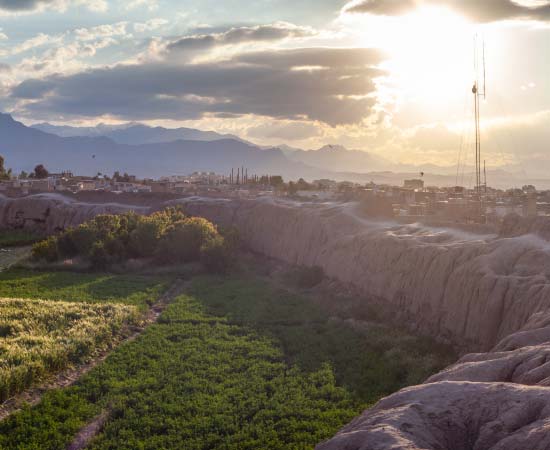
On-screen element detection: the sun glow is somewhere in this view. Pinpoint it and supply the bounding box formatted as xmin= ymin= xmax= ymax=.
xmin=353 ymin=6 xmax=477 ymax=116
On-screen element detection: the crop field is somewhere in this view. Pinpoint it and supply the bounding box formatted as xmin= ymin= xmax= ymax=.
xmin=0 ymin=230 xmax=42 ymax=248
xmin=0 ymin=274 xmax=454 ymax=449
xmin=0 ymin=269 xmax=172 ymax=311
xmin=0 ymin=298 xmax=138 ymax=402
xmin=0 ymin=269 xmax=173 ymax=405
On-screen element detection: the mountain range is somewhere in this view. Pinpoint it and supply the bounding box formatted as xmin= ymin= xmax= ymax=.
xmin=32 ymin=122 xmax=246 ymax=145
xmin=0 ymin=114 xmax=542 ymax=188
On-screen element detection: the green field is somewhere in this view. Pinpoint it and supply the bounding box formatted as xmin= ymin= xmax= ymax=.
xmin=0 ymin=274 xmax=454 ymax=449
xmin=0 ymin=298 xmax=138 ymax=402
xmin=0 ymin=269 xmax=172 ymax=311
xmin=189 ymin=275 xmax=454 ymax=403
xmin=0 ymin=269 xmax=173 ymax=403
xmin=0 ymin=230 xmax=42 ymax=248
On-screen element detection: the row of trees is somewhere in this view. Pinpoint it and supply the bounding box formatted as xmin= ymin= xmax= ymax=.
xmin=0 ymin=154 xmax=49 ymax=180
xmin=32 ymin=207 xmax=237 ymax=272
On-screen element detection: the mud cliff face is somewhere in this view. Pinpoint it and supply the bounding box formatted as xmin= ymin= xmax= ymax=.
xmin=0 ymin=194 xmax=149 ymax=233
xmin=179 ymin=197 xmax=550 ymax=352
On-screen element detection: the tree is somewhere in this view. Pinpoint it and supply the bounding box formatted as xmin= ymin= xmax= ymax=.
xmin=0 ymin=155 xmax=11 ymax=180
xmin=270 ymin=176 xmax=284 ymax=187
xmin=18 ymin=171 xmax=28 ymax=180
xmin=33 ymin=164 xmax=49 ymax=179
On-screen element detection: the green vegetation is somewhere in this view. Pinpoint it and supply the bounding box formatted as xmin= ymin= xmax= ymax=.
xmin=0 ymin=269 xmax=172 ymax=311
xmin=32 ymin=208 xmax=235 ymax=273
xmin=286 ymin=265 xmax=325 ymax=289
xmin=0 ymin=229 xmax=43 ymax=247
xmin=0 ymin=293 xmax=359 ymax=450
xmin=0 ymin=298 xmax=138 ymax=402
xmin=0 ymin=274 xmax=454 ymax=449
xmin=189 ymin=276 xmax=455 ymax=402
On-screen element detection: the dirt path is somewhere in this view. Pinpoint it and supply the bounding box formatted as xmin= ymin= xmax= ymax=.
xmin=0 ymin=278 xmax=186 ymax=423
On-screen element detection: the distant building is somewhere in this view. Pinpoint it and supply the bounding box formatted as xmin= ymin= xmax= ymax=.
xmin=523 ymin=196 xmax=537 ymax=217
xmin=150 ymin=181 xmax=175 ymax=194
xmin=404 ymin=179 xmax=424 ymax=190
xmin=76 ymin=180 xmax=96 ymax=191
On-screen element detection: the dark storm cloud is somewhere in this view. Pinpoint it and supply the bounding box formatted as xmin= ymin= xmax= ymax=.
xmin=0 ymin=0 xmax=56 ymax=11
xmin=165 ymin=23 xmax=315 ymax=55
xmin=11 ymin=48 xmax=385 ymax=126
xmin=345 ymin=0 xmax=550 ymax=23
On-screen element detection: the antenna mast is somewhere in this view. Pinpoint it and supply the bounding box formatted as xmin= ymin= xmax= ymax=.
xmin=472 ymin=35 xmax=487 ymax=223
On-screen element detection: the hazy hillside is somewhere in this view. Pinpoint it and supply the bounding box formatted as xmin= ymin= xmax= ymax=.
xmin=32 ymin=122 xmax=244 ymax=145
xmin=0 ymin=114 xmax=317 ymax=178
xmin=286 ymin=144 xmax=392 ymax=173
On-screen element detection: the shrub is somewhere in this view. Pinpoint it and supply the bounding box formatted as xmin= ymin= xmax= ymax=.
xmin=128 ymin=217 xmax=166 ymax=257
xmin=158 ymin=217 xmax=219 ymax=263
xmin=31 ymin=237 xmax=58 ymax=262
xmin=89 ymin=241 xmax=110 ymax=269
xmin=56 ymin=228 xmax=79 ymax=258
xmin=200 ymin=236 xmax=231 ymax=274
xmin=30 ymin=207 xmax=231 ymax=270
xmin=219 ymin=226 xmax=240 ymax=251
xmin=70 ymin=224 xmax=99 ymax=257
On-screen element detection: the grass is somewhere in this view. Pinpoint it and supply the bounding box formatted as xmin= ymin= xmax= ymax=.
xmin=0 ymin=274 xmax=455 ymax=449
xmin=188 ymin=275 xmax=456 ymax=403
xmin=0 ymin=230 xmax=43 ymax=248
xmin=0 ymin=269 xmax=173 ymax=311
xmin=0 ymin=294 xmax=360 ymax=450
xmin=0 ymin=298 xmax=138 ymax=402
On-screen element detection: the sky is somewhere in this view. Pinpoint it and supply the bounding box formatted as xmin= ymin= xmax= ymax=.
xmin=0 ymin=0 xmax=550 ymax=178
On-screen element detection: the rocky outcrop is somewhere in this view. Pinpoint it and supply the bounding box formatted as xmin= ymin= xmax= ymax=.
xmin=317 ymin=316 xmax=550 ymax=450
xmin=0 ymin=194 xmax=148 ymax=233
xmin=317 ymin=380 xmax=550 ymax=450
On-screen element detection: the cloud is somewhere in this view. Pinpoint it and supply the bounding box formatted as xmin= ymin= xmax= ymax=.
xmin=165 ymin=22 xmax=316 ymax=56
xmin=344 ymin=0 xmax=550 ymax=23
xmin=0 ymin=0 xmax=107 ymax=14
xmin=11 ymin=47 xmax=385 ymax=126
xmin=10 ymin=32 xmax=64 ymax=55
xmin=0 ymin=62 xmax=10 ymax=73
xmin=125 ymin=0 xmax=158 ymax=11
xmin=74 ymin=22 xmax=128 ymax=41
xmin=133 ymin=18 xmax=168 ymax=33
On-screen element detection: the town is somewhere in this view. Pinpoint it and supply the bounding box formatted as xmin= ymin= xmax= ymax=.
xmin=2 ymin=162 xmax=546 ymax=225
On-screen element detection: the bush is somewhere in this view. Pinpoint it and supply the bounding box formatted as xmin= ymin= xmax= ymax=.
xmin=89 ymin=241 xmax=110 ymax=269
xmin=70 ymin=224 xmax=99 ymax=257
xmin=56 ymin=228 xmax=79 ymax=258
xmin=200 ymin=236 xmax=231 ymax=274
xmin=158 ymin=217 xmax=219 ymax=263
xmin=30 ymin=207 xmax=233 ymax=271
xmin=31 ymin=237 xmax=58 ymax=262
xmin=128 ymin=217 xmax=166 ymax=257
